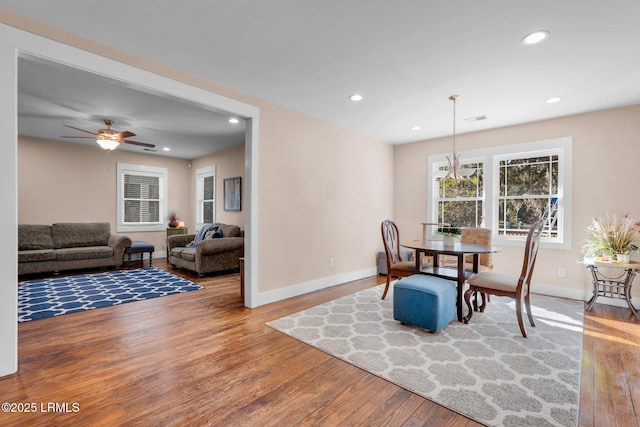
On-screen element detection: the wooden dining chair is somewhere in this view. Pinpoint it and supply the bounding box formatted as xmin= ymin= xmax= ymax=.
xmin=380 ymin=219 xmax=418 ymax=300
xmin=462 ymin=216 xmax=546 ymax=337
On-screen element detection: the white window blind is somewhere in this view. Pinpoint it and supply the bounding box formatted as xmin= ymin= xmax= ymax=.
xmin=117 ymin=163 xmax=167 ymax=232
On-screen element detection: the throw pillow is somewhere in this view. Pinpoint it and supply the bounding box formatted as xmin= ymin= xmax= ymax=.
xmin=205 ymin=227 xmax=224 ymax=239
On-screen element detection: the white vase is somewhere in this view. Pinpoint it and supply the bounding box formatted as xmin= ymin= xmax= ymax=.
xmin=616 ymin=253 xmax=630 ymax=264
xmin=443 ymin=235 xmax=457 ymax=246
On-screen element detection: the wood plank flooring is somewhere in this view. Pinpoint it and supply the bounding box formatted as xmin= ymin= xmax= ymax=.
xmin=1 ymin=260 xmax=638 ymax=426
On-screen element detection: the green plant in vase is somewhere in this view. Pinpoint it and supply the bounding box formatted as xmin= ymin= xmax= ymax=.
xmin=437 ymin=224 xmax=462 ymax=246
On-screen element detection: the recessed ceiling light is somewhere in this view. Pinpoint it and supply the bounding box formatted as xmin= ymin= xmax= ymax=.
xmin=545 ymin=97 xmax=563 ymax=104
xmin=229 ymin=118 xmax=240 ymax=124
xmin=521 ymin=30 xmax=550 ymax=45
xmin=349 ymin=94 xmax=363 ymax=102
xmin=163 ymin=147 xmax=171 ymax=151
xmin=411 ymin=126 xmax=421 ymax=131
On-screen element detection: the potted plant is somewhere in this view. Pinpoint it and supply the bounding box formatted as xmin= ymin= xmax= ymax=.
xmin=437 ymin=224 xmax=462 ymax=246
xmin=581 ymin=211 xmax=639 ymax=263
xmin=168 ymin=209 xmax=180 ymax=228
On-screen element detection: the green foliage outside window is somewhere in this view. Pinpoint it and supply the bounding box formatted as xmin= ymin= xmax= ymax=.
xmin=437 ymin=163 xmax=483 ymax=228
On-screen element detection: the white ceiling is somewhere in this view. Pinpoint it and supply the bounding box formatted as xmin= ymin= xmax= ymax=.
xmin=2 ymin=0 xmax=640 ymax=157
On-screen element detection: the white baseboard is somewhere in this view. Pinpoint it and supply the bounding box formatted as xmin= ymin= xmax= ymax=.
xmin=256 ymin=267 xmax=378 ymax=307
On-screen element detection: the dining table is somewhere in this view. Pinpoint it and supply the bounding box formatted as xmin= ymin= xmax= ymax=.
xmin=401 ymin=239 xmax=502 ymax=322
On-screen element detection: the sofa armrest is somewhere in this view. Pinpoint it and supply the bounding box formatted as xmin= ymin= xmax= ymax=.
xmin=108 ymin=234 xmax=132 ymax=258
xmin=167 ymin=234 xmax=196 ymax=251
xmin=197 ymin=237 xmax=244 ymax=255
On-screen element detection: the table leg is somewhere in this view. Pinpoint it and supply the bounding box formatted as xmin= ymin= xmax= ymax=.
xmin=623 ymin=270 xmax=640 ymax=320
xmin=414 ymin=249 xmax=425 ymax=272
xmin=456 ymin=254 xmax=464 ymax=322
xmin=149 ymin=252 xmax=153 ymax=267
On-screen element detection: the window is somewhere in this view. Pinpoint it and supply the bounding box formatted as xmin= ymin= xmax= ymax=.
xmin=196 ymin=166 xmax=216 ymax=228
xmin=117 ymin=163 xmax=168 ymax=232
xmin=436 ymin=162 xmax=484 ymax=227
xmin=428 ymin=137 xmax=572 ymax=248
xmin=497 ymin=154 xmax=559 ymax=238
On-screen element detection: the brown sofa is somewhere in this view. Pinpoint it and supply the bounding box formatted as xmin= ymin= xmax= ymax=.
xmin=18 ymin=223 xmax=131 ymax=275
xmin=167 ymin=223 xmax=243 ymax=276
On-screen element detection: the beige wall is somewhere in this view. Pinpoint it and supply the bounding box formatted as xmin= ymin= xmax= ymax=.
xmin=258 ymin=104 xmax=394 ymax=292
xmin=394 ymin=104 xmax=640 ymax=300
xmin=18 ymin=137 xmax=245 ymax=253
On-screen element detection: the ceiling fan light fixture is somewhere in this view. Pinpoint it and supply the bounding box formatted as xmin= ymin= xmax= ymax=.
xmin=96 ymin=137 xmax=120 ymax=150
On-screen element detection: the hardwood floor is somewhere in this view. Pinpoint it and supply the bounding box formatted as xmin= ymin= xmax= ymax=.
xmin=2 ymin=260 xmax=639 ymax=426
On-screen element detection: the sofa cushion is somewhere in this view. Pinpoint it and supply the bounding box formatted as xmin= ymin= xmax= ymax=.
xmin=18 ymin=224 xmax=54 ymax=251
xmin=180 ymin=248 xmax=197 ymax=262
xmin=52 ymin=223 xmax=111 ymax=249
xmin=171 ymin=247 xmax=186 ymax=259
xmin=18 ymin=249 xmax=56 ymax=263
xmin=55 ymin=246 xmax=113 ymax=261
xmin=218 ymin=224 xmax=241 ymax=237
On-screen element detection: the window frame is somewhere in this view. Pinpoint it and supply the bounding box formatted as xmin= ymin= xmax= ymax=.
xmin=427 ymin=137 xmax=572 ymax=249
xmin=195 ymin=165 xmax=216 ymax=229
xmin=116 ymin=163 xmax=168 ymax=233
xmin=434 ymin=159 xmax=485 ymax=228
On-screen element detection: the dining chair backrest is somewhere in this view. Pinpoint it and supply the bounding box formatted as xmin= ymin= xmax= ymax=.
xmin=461 ymin=227 xmax=493 ymax=270
xmin=381 ymin=220 xmax=405 ymax=266
xmin=517 ymin=216 xmax=547 ymax=294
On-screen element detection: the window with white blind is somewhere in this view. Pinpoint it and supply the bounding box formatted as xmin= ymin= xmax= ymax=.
xmin=195 ymin=165 xmax=216 ymax=228
xmin=116 ymin=163 xmax=168 ymax=232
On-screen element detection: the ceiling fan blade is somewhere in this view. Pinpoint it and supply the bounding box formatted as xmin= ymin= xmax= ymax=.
xmin=63 ymin=124 xmax=97 ymax=136
xmin=116 ymin=131 xmax=136 ymax=139
xmin=61 ymin=136 xmax=95 ymax=139
xmin=122 ymin=139 xmax=156 ymax=148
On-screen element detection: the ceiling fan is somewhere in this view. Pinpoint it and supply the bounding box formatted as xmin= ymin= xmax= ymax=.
xmin=62 ymin=119 xmax=155 ymax=150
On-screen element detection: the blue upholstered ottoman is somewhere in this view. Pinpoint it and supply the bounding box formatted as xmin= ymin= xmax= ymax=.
xmin=393 ymin=274 xmax=456 ymax=332
xmin=123 ymin=241 xmax=155 ymax=267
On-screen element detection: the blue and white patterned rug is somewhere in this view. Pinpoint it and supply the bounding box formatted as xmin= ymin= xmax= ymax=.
xmin=18 ymin=268 xmax=202 ymax=322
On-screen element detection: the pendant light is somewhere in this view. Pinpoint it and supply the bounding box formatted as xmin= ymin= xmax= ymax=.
xmin=437 ymin=95 xmax=475 ymax=181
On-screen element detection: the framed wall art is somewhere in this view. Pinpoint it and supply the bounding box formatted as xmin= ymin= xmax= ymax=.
xmin=223 ymin=176 xmax=242 ymax=211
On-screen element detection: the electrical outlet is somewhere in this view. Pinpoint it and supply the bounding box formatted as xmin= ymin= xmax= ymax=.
xmin=329 ymin=257 xmax=335 ymax=268
xmin=557 ymin=267 xmax=566 ymax=277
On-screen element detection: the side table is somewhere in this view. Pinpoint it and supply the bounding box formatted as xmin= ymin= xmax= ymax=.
xmin=166 ymin=227 xmax=189 ymax=237
xmin=239 ymin=257 xmax=245 ymax=305
xmin=581 ymin=259 xmax=640 ymax=320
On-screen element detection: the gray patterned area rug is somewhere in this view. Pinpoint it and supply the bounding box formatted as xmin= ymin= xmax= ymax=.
xmin=266 ymin=284 xmax=584 ymax=427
